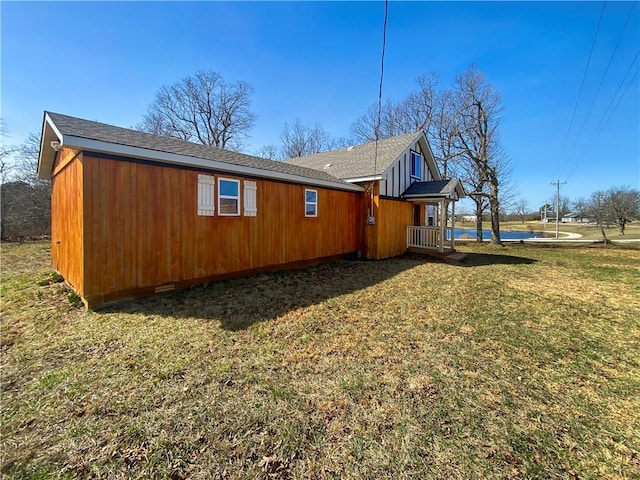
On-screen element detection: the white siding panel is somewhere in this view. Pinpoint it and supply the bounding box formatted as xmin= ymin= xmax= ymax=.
xmin=244 ymin=180 xmax=257 ymax=216
xmin=197 ymin=174 xmax=215 ymax=216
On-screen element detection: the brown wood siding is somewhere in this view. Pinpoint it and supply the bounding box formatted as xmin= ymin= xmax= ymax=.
xmin=50 ymin=148 xmax=84 ymax=295
xmin=375 ymin=197 xmax=413 ymax=259
xmin=358 ymin=181 xmax=413 ymax=260
xmin=81 ymin=155 xmax=362 ymax=304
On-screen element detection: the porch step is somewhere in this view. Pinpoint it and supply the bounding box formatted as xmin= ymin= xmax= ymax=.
xmin=444 ymin=252 xmax=467 ymax=264
xmin=406 ymin=247 xmax=467 ymax=264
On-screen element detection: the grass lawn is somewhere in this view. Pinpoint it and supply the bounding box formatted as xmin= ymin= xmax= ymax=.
xmin=2 ymin=241 xmax=639 ymax=479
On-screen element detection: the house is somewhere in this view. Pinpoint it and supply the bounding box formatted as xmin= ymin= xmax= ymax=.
xmin=458 ymin=214 xmax=477 ymax=223
xmin=561 ymin=212 xmax=591 ymax=223
xmin=38 ymin=112 xmax=463 ymax=308
xmin=285 ymin=132 xmax=464 ymax=259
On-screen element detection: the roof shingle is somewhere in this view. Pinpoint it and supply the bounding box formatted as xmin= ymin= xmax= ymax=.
xmin=45 ymin=112 xmax=355 ymax=187
xmin=283 ymin=132 xmax=421 ymax=179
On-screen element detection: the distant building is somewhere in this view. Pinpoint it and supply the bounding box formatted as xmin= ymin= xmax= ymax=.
xmin=562 ymin=212 xmax=591 ymax=223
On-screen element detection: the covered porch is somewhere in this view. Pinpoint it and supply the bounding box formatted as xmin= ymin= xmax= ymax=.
xmin=402 ymin=179 xmax=464 ymax=254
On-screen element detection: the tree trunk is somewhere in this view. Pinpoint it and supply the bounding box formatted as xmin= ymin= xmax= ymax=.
xmin=618 ymin=220 xmax=626 ymax=235
xmin=600 ymin=225 xmax=610 ymax=245
xmin=488 ymin=182 xmax=502 ymax=245
xmin=475 ymin=201 xmax=483 ymax=243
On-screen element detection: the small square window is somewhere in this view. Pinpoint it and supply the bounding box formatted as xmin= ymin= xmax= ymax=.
xmin=305 ymin=189 xmax=317 ymax=217
xmin=411 ymin=152 xmax=421 ymax=179
xmin=218 ymin=178 xmax=240 ymax=216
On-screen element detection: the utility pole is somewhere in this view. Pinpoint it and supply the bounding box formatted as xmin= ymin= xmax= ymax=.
xmin=551 ymin=180 xmax=567 ymax=239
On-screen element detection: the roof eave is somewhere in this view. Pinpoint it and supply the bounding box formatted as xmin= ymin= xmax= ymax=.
xmin=37 ymin=112 xmax=63 ymax=179
xmin=54 ymin=134 xmax=364 ymax=192
xmin=416 ymin=134 xmax=441 ymax=182
xmin=447 ymin=178 xmax=466 ymax=198
xmin=403 ymin=193 xmax=460 ymax=200
xmin=343 ymin=175 xmax=384 ymax=183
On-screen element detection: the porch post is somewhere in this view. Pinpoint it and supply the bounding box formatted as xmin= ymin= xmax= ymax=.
xmin=439 ymin=199 xmax=445 ymax=253
xmin=451 ymin=199 xmax=456 ymax=251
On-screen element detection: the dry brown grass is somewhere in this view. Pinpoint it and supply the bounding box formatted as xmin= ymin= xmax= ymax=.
xmin=2 ymin=241 xmax=639 ymax=479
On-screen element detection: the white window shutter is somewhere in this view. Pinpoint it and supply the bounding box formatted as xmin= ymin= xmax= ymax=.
xmin=244 ymin=181 xmax=257 ymax=216
xmin=197 ymin=174 xmax=215 ymax=216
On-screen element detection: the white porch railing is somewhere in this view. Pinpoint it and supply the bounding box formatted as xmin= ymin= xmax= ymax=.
xmin=407 ymin=226 xmax=441 ymax=250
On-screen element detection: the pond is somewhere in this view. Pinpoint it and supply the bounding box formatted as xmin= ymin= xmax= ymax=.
xmin=448 ymin=228 xmax=548 ymax=240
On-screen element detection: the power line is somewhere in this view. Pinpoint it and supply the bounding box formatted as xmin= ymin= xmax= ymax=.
xmin=564 ymin=1 xmax=638 ymax=174
xmin=554 ymin=1 xmax=606 ymax=180
xmin=564 ymin=50 xmax=640 ymax=181
xmin=369 ymin=0 xmax=388 ymax=222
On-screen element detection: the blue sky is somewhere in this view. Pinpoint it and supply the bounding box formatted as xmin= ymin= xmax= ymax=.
xmin=2 ymin=1 xmax=638 ymax=211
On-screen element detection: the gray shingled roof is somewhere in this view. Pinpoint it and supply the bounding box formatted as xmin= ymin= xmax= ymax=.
xmin=44 ymin=112 xmax=355 ymax=188
xmin=284 ymin=131 xmax=422 ymax=179
xmin=402 ymin=178 xmax=465 ymax=199
xmin=402 ymin=180 xmax=452 ymax=196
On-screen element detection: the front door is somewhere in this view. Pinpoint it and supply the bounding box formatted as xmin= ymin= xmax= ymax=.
xmin=413 ymin=205 xmax=421 ymax=226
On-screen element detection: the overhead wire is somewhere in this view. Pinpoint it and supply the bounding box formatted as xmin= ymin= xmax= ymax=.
xmin=370 ymin=0 xmax=389 ymax=217
xmin=564 ymin=1 xmax=638 ymax=172
xmin=564 ymin=56 xmax=640 ymax=181
xmin=553 ymin=1 xmax=606 ymax=181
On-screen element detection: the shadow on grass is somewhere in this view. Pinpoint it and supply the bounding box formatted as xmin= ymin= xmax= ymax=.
xmin=458 ymin=252 xmax=537 ymax=267
xmin=102 ymin=252 xmax=536 ymax=330
xmin=103 ymin=256 xmax=431 ymax=331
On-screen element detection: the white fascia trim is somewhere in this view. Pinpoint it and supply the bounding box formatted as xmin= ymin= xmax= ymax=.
xmin=46 ymin=113 xmax=64 ymax=140
xmin=38 ymin=115 xmax=64 ymax=179
xmin=343 ymin=175 xmax=383 ymax=183
xmin=404 ymin=194 xmax=455 ymax=199
xmin=418 ymin=136 xmax=442 ymax=182
xmin=60 ymin=135 xmax=364 ymax=193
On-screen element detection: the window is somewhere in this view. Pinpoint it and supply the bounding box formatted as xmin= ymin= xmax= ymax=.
xmin=243 ymin=181 xmax=257 ymax=217
xmin=427 ymin=205 xmax=436 ymax=226
xmin=411 ymin=151 xmax=422 ymax=179
xmin=305 ymin=189 xmax=317 ymax=217
xmin=197 ymin=174 xmax=215 ymax=216
xmin=218 ymin=178 xmax=240 ymax=216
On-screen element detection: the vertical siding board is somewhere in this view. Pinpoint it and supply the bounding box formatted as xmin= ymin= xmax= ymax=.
xmin=91 ymin=158 xmax=102 ymax=296
xmin=128 ymin=162 xmax=138 ymax=289
xmin=160 ymin=167 xmax=172 ymax=282
xmin=101 ymin=158 xmax=111 ymax=295
xmin=114 ymin=161 xmax=127 ymax=293
xmin=169 ymin=169 xmax=181 ymax=280
xmin=106 ymin=158 xmax=117 ymax=294
xmin=137 ymin=163 xmax=148 ymax=287
xmin=152 ymin=167 xmax=163 ymax=284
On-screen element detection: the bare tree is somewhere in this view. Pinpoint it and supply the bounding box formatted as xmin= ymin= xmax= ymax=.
xmin=430 ymin=89 xmax=464 ymax=179
xmin=1 ymin=131 xmax=51 ymax=240
xmin=280 ymin=119 xmax=335 ymax=158
xmin=605 ymin=186 xmax=640 ymax=234
xmin=0 ymin=120 xmax=17 ymax=183
xmin=349 ymin=73 xmax=464 ymax=177
xmin=588 ymin=190 xmax=612 ymax=243
xmin=546 ymin=195 xmax=571 ymax=221
xmin=14 ymin=133 xmax=46 ymax=184
xmin=452 ymin=66 xmax=509 ymax=245
xmin=137 ymin=70 xmax=256 ymax=151
xmin=513 ymin=199 xmax=529 ymax=223
xmin=572 ymin=197 xmax=590 ymax=222
xmin=349 ymin=99 xmax=407 ymax=143
xmin=255 ymin=144 xmax=281 ymax=161
xmin=350 ymin=74 xmax=439 ymax=144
